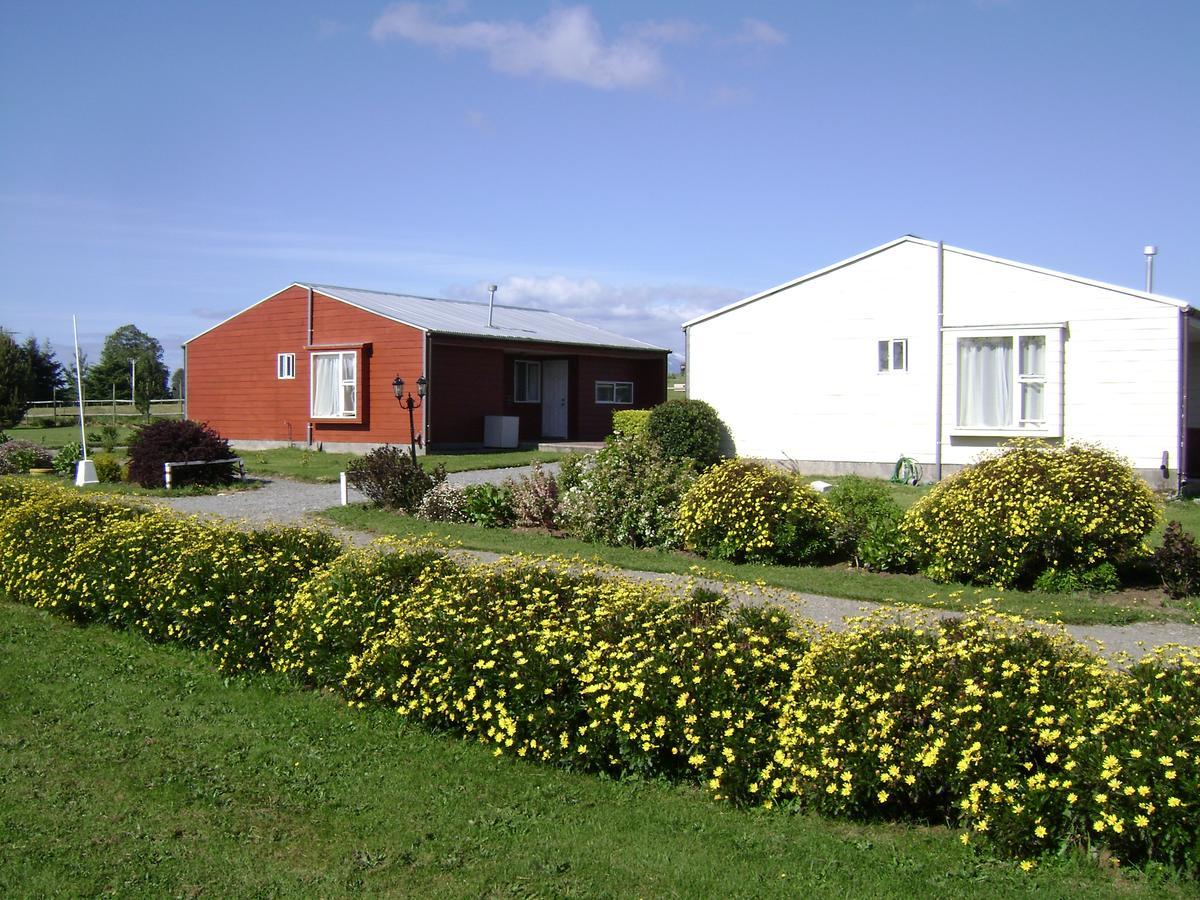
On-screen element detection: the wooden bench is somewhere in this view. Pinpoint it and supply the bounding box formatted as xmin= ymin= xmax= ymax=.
xmin=163 ymin=457 xmax=245 ymax=489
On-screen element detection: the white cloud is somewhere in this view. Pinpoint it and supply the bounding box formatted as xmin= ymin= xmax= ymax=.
xmin=452 ymin=274 xmax=744 ymax=356
xmin=728 ymin=18 xmax=787 ymax=47
xmin=371 ymin=4 xmax=670 ymax=90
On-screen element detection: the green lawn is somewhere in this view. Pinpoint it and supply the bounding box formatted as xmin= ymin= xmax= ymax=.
xmin=242 ymin=446 xmax=565 ymax=483
xmin=323 ymin=505 xmax=1183 ymax=626
xmin=2 ymin=601 xmax=1182 ymax=898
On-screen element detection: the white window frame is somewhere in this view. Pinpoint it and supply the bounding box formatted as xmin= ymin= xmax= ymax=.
xmin=877 ymin=338 xmax=908 ymax=372
xmin=595 ymin=381 xmax=634 ymax=405
xmin=310 ymin=350 xmax=358 ymax=419
xmin=946 ymin=324 xmax=1064 ymax=437
xmin=277 ymin=352 xmax=295 ymax=380
xmin=514 ymin=360 xmax=541 ymax=403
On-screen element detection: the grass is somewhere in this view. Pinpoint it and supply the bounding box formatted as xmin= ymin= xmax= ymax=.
xmin=7 ymin=422 xmax=122 ymax=450
xmin=322 ymin=505 xmax=1188 ymax=627
xmin=2 ymin=600 xmax=1184 ymax=898
xmin=242 ymin=446 xmax=566 ymax=483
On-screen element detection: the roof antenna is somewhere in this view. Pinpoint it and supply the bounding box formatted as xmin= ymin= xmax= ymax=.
xmin=487 ymin=283 xmax=498 ymax=327
xmin=1143 ymin=245 xmax=1158 ymax=293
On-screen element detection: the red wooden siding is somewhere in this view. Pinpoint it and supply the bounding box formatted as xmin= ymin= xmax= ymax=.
xmin=187 ymin=287 xmax=425 ymax=446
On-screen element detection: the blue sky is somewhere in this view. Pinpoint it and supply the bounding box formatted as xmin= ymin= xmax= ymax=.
xmin=1 ymin=1 xmax=1197 ymax=373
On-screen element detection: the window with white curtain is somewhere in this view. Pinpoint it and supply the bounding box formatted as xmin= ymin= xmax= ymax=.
xmin=311 ymin=350 xmax=357 ymax=418
xmin=955 ymin=331 xmax=1051 ymax=430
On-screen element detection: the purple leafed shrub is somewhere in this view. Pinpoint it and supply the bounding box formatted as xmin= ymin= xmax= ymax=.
xmin=126 ymin=420 xmax=236 ymax=488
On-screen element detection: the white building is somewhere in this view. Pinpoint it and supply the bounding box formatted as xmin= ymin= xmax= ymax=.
xmin=683 ymin=236 xmax=1198 ymax=486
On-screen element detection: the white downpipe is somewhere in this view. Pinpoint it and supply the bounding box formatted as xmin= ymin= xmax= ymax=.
xmin=934 ymin=242 xmax=945 ymax=482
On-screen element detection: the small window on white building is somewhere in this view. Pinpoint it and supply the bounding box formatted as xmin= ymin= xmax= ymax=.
xmin=277 ymin=353 xmax=296 ymax=380
xmin=514 ymin=360 xmax=541 ymax=403
xmin=877 ymin=339 xmax=907 ymax=372
xmin=310 ymin=350 xmax=357 ymax=418
xmin=595 ymin=381 xmax=634 ymax=404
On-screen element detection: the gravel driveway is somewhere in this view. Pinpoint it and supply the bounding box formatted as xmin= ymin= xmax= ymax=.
xmin=148 ymin=470 xmax=1200 ymax=660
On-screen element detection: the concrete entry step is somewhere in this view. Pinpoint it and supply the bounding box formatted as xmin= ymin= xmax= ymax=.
xmin=537 ymin=440 xmax=605 ymax=453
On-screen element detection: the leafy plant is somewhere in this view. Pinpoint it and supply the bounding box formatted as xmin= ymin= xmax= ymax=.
xmin=506 ymin=461 xmax=559 ymax=529
xmin=0 ymin=439 xmax=53 ymax=474
xmin=126 ymin=419 xmax=237 ymax=488
xmin=902 ymin=441 xmax=1159 ymax=588
xmin=558 ymin=434 xmax=695 ymax=549
xmin=52 ymin=441 xmax=82 ymax=477
xmin=1032 ymin=562 xmax=1120 ymax=594
xmin=826 ymin=476 xmax=913 ymax=571
xmin=87 ymin=422 xmax=124 ymax=452
xmin=677 ymin=459 xmax=838 ymax=565
xmin=92 ymin=452 xmax=124 ymax=483
xmin=1153 ymin=520 xmax=1200 ymax=600
xmin=611 ymin=408 xmax=651 ymax=437
xmin=345 ymin=446 xmax=445 ymax=513
xmin=645 ymin=398 xmax=728 ymax=469
xmin=463 ymin=483 xmax=515 ymax=528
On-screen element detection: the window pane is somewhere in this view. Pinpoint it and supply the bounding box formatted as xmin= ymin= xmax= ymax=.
xmin=957 ymin=337 xmax=1013 ymax=427
xmin=342 ymin=383 xmax=356 ymax=416
xmin=341 ymin=353 xmax=356 ymax=382
xmin=614 ymin=383 xmax=633 ymax=403
xmin=892 ymin=341 xmax=905 ymax=371
xmin=312 ymin=355 xmax=340 ymax=417
xmin=878 ymin=340 xmax=889 ymax=371
xmin=596 ymin=382 xmax=614 ymax=403
xmin=1019 ymin=336 xmax=1045 ymax=377
xmin=1021 ymin=382 xmax=1044 ymax=423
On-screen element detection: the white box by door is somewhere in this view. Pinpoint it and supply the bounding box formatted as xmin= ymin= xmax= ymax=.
xmin=484 ymin=415 xmax=519 ymax=449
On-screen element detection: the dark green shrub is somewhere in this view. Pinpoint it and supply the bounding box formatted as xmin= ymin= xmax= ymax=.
xmin=87 ymin=422 xmax=124 ymax=452
xmin=0 ymin=439 xmax=53 ymax=474
xmin=127 ymin=419 xmax=236 ymax=488
xmin=826 ymin=476 xmax=912 ymax=572
xmin=1153 ymin=520 xmax=1200 ymax=600
xmin=645 ymin=399 xmax=728 ymax=469
xmin=346 ymin=445 xmax=445 ymax=513
xmin=1032 ymin=562 xmax=1120 ymax=594
xmin=558 ymin=434 xmax=695 ymax=549
xmin=462 ymin=482 xmax=515 ymax=528
xmin=677 ymin=459 xmax=838 ymax=565
xmin=902 ymin=442 xmax=1159 ymax=588
xmin=555 ymin=452 xmax=589 ymax=493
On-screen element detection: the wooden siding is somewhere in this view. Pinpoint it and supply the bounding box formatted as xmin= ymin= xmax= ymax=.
xmin=187 ymin=286 xmax=425 ymax=446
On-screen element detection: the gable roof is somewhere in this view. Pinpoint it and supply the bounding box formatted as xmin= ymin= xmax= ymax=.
xmin=185 ymin=282 xmax=667 ymax=352
xmin=682 ymin=235 xmax=1193 ymax=329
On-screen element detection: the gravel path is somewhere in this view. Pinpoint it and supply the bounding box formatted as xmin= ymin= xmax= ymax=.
xmin=148 ymin=472 xmax=1200 ymax=661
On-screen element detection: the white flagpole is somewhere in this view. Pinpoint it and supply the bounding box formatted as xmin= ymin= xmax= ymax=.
xmin=73 ymin=315 xmax=88 ymax=459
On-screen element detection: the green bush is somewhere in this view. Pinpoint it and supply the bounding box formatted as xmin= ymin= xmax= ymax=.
xmin=1153 ymin=521 xmax=1200 ymax=600
xmin=347 ymin=445 xmax=445 ymax=513
xmin=902 ymin=442 xmax=1160 ymax=588
xmin=826 ymin=476 xmax=912 ymax=572
xmin=92 ymin=451 xmax=124 ymax=483
xmin=677 ymin=460 xmax=838 ymax=565
xmin=611 ymin=408 xmax=651 ymax=437
xmin=1032 ymin=562 xmax=1120 ymax=594
xmin=645 ymin=399 xmax=728 ymax=469
xmin=558 ymin=434 xmax=695 ymax=549
xmin=87 ymin=422 xmax=124 ymax=453
xmin=555 ymin=452 xmax=589 ymax=493
xmin=506 ymin=461 xmax=558 ymax=529
xmin=52 ymin=441 xmax=82 ymax=477
xmin=463 ymin=483 xmax=515 ymax=528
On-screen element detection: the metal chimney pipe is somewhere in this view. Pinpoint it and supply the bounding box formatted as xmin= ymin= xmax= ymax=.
xmin=1144 ymin=245 xmax=1158 ymax=293
xmin=487 ymin=284 xmax=498 ymax=327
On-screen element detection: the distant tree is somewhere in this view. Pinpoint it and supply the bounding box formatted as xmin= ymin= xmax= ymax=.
xmin=171 ymin=367 xmax=184 ymax=399
xmin=85 ymin=324 xmax=169 ymax=414
xmin=22 ymin=337 xmax=67 ymax=402
xmin=61 ymin=351 xmax=88 ymax=405
xmin=0 ymin=330 xmax=34 ymax=428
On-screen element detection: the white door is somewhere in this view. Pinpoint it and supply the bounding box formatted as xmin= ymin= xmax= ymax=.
xmin=541 ymin=360 xmax=568 ymax=439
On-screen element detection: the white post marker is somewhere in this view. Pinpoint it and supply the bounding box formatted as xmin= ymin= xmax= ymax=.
xmin=340 ymin=471 xmax=348 ymax=506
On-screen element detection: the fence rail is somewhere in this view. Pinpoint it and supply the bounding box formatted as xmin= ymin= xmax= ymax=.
xmin=23 ymin=399 xmax=185 ymax=420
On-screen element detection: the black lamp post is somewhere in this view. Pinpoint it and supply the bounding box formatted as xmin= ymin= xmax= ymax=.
xmin=392 ymin=373 xmax=427 ymax=462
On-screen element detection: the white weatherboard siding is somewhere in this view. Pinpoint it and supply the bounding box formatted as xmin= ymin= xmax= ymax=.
xmin=686 ymin=237 xmax=1190 ymax=479
xmin=688 ymin=240 xmax=938 ymax=468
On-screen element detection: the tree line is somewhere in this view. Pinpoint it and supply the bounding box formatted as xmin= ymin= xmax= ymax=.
xmin=0 ymin=324 xmax=183 ymax=428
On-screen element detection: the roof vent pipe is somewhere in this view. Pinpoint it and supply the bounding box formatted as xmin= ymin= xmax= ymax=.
xmin=1144 ymin=245 xmax=1158 ymax=293
xmin=487 ymin=284 xmax=498 ymax=327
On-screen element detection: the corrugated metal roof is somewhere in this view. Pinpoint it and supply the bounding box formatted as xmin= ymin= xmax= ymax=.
xmin=304 ymin=283 xmax=666 ymax=352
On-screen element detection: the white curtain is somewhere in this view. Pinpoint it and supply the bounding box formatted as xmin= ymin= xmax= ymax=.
xmin=958 ymin=337 xmax=1012 ymax=427
xmin=312 ymin=354 xmax=340 ymax=417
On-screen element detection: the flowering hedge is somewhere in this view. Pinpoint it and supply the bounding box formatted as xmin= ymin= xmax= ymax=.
xmin=1 ymin=476 xmax=1198 ymax=875
xmin=902 ymin=442 xmax=1160 ymax=588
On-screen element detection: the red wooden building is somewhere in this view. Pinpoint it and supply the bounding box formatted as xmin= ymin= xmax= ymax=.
xmin=183 ymin=283 xmax=668 ymax=451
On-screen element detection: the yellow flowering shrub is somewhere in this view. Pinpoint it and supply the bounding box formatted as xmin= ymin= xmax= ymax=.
xmin=676 ymin=459 xmax=838 ymax=564
xmin=902 ymin=442 xmax=1160 ymax=588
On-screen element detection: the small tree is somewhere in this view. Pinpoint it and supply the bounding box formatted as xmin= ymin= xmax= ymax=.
xmin=85 ymin=324 xmax=170 ymax=412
